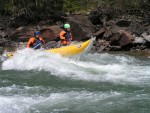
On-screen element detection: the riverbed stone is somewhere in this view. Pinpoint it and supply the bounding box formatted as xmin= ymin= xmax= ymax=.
xmin=0 ymin=31 xmax=7 ymax=38
xmin=13 ymin=27 xmax=36 ymax=42
xmin=110 ymin=32 xmax=121 ymax=46
xmin=141 ymin=32 xmax=150 ymax=42
xmin=67 ymin=15 xmax=97 ymax=41
xmin=94 ymin=28 xmax=105 ymax=38
xmin=43 ymin=41 xmax=58 ymax=49
xmin=116 ymin=19 xmax=131 ymax=27
xmin=40 ymin=25 xmax=63 ymax=42
xmin=109 ymin=46 xmax=121 ymax=51
xmin=118 ymin=30 xmax=134 ymax=47
xmin=133 ymin=37 xmax=146 ymax=44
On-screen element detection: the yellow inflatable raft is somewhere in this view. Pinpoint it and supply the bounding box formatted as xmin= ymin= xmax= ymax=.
xmin=6 ymin=37 xmax=95 ymax=58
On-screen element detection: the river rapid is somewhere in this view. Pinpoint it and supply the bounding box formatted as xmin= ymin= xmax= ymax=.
xmin=0 ymin=49 xmax=150 ymax=113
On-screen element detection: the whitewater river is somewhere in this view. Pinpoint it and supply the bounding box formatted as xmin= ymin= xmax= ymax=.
xmin=0 ymin=49 xmax=150 ymax=113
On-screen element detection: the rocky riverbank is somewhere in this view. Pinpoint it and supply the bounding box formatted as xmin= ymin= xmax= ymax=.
xmin=0 ymin=7 xmax=150 ymax=55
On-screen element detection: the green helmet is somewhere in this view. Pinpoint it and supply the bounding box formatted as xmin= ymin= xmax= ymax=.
xmin=64 ymin=24 xmax=70 ymax=29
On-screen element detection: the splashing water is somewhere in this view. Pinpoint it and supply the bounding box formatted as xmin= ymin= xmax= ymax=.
xmin=2 ymin=49 xmax=150 ymax=85
xmin=0 ymin=49 xmax=150 ymax=113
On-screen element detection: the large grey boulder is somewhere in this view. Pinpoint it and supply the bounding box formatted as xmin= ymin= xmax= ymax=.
xmin=67 ymin=15 xmax=97 ymax=41
xmin=141 ymin=32 xmax=150 ymax=42
xmin=133 ymin=37 xmax=146 ymax=44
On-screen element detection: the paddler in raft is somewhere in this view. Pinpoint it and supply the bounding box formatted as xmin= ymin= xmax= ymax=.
xmin=59 ymin=24 xmax=73 ymax=46
xmin=26 ymin=31 xmax=45 ymax=49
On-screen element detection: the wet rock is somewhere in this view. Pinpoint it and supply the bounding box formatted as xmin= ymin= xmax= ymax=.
xmin=5 ymin=41 xmax=18 ymax=47
xmin=140 ymin=45 xmax=147 ymax=50
xmin=67 ymin=15 xmax=96 ymax=41
xmin=134 ymin=17 xmax=143 ymax=24
xmin=12 ymin=25 xmax=62 ymax=42
xmin=143 ymin=41 xmax=150 ymax=48
xmin=0 ymin=27 xmax=5 ymax=30
xmin=141 ymin=32 xmax=150 ymax=42
xmin=133 ymin=37 xmax=146 ymax=44
xmin=118 ymin=30 xmax=134 ymax=47
xmin=40 ymin=25 xmax=63 ymax=42
xmin=15 ymin=27 xmax=24 ymax=32
xmin=43 ymin=41 xmax=59 ymax=49
xmin=132 ymin=44 xmax=147 ymax=51
xmin=110 ymin=32 xmax=121 ymax=46
xmin=141 ymin=32 xmax=147 ymax=38
xmin=129 ymin=21 xmax=144 ymax=36
xmin=89 ymin=8 xmax=103 ymax=25
xmin=109 ymin=46 xmax=121 ymax=51
xmin=112 ymin=17 xmax=145 ymax=37
xmin=146 ymin=28 xmax=150 ymax=34
xmin=110 ymin=30 xmax=134 ymax=50
xmin=95 ymin=40 xmax=109 ymax=47
xmin=13 ymin=26 xmax=36 ymax=42
xmin=103 ymin=20 xmax=128 ymax=41
xmin=94 ymin=40 xmax=110 ymax=52
xmin=0 ymin=38 xmax=18 ymax=48
xmin=0 ymin=38 xmax=5 ymax=46
xmin=0 ymin=31 xmax=7 ymax=38
xmin=89 ymin=46 xmax=96 ymax=53
xmin=116 ymin=19 xmax=131 ymax=27
xmin=103 ymin=29 xmax=113 ymax=41
xmin=97 ymin=45 xmax=107 ymax=52
xmin=121 ymin=43 xmax=133 ymax=51
xmin=94 ymin=28 xmax=105 ymax=38
xmin=0 ymin=9 xmax=149 ymax=53
xmin=0 ymin=47 xmax=4 ymax=54
xmin=0 ymin=28 xmax=14 ymax=39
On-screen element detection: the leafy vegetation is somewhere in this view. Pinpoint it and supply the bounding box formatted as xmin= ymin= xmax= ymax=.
xmin=0 ymin=0 xmax=149 ymax=25
xmin=1 ymin=0 xmax=149 ymax=16
xmin=0 ymin=0 xmax=65 ymax=26
xmin=0 ymin=0 xmax=63 ymax=16
xmin=63 ymin=0 xmax=149 ymax=14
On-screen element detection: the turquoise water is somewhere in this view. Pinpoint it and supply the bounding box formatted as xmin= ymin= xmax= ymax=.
xmin=0 ymin=49 xmax=150 ymax=113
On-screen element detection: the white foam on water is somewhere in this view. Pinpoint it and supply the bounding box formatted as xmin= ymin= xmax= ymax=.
xmin=0 ymin=90 xmax=122 ymax=113
xmin=0 ymin=85 xmax=48 ymax=113
xmin=1 ymin=86 xmax=149 ymax=113
xmin=0 ymin=84 xmax=49 ymax=96
xmin=1 ymin=49 xmax=150 ymax=85
xmin=0 ymin=82 xmax=124 ymax=113
xmin=0 ymin=95 xmax=43 ymax=113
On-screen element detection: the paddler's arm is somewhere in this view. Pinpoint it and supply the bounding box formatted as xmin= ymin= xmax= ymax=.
xmin=26 ymin=38 xmax=34 ymax=48
xmin=60 ymin=31 xmax=66 ymax=40
xmin=39 ymin=37 xmax=45 ymax=45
